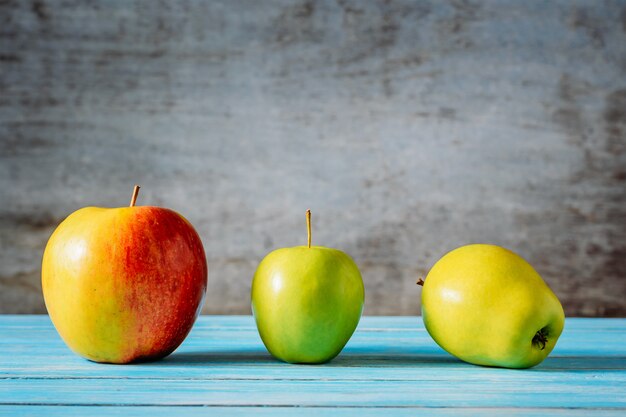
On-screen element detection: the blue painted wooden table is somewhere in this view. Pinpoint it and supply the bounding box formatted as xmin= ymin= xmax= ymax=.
xmin=0 ymin=316 xmax=625 ymax=416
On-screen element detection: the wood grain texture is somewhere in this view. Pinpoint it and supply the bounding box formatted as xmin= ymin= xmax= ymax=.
xmin=0 ymin=316 xmax=625 ymax=416
xmin=0 ymin=0 xmax=625 ymax=315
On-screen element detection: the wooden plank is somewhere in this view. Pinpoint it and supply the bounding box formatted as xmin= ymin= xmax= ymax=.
xmin=1 ymin=362 xmax=624 ymax=380
xmin=2 ymin=319 xmax=625 ymax=356
xmin=0 ymin=347 xmax=624 ymax=379
xmin=1 ymin=377 xmax=625 ymax=408
xmin=0 ymin=406 xmax=625 ymax=417
xmin=1 ymin=406 xmax=626 ymax=417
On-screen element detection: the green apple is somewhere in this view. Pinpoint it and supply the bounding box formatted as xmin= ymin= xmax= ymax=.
xmin=419 ymin=244 xmax=565 ymax=368
xmin=251 ymin=210 xmax=364 ymax=364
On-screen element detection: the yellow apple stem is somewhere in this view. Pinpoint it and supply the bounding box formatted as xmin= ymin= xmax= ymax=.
xmin=416 ymin=277 xmax=424 ymax=286
xmin=130 ymin=185 xmax=141 ymax=207
xmin=306 ymin=209 xmax=311 ymax=248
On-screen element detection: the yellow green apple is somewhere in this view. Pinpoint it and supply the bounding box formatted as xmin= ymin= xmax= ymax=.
xmin=251 ymin=210 xmax=364 ymax=364
xmin=42 ymin=186 xmax=207 ymax=363
xmin=420 ymin=244 xmax=564 ymax=368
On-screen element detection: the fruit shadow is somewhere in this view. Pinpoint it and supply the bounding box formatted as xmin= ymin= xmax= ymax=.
xmin=161 ymin=350 xmax=276 ymax=365
xmin=160 ymin=350 xmax=626 ymax=372
xmin=161 ymin=349 xmax=461 ymax=367
xmin=331 ymin=354 xmax=626 ymax=372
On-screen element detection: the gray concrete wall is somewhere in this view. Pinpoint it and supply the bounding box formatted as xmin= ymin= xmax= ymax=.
xmin=1 ymin=0 xmax=625 ymax=316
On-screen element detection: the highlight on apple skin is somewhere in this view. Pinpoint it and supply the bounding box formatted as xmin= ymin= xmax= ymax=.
xmin=42 ymin=186 xmax=208 ymax=364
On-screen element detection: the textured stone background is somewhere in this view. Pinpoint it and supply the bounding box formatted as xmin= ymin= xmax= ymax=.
xmin=1 ymin=0 xmax=625 ymax=316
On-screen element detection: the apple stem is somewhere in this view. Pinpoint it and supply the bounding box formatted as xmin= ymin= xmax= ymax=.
xmin=306 ymin=209 xmax=311 ymax=248
xmin=130 ymin=185 xmax=140 ymax=207
xmin=416 ymin=277 xmax=424 ymax=286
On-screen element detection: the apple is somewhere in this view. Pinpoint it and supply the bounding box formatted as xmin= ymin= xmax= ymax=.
xmin=42 ymin=186 xmax=207 ymax=363
xmin=418 ymin=244 xmax=565 ymax=368
xmin=251 ymin=210 xmax=364 ymax=364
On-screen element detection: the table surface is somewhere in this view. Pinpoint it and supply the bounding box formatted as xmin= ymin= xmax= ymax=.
xmin=0 ymin=316 xmax=625 ymax=416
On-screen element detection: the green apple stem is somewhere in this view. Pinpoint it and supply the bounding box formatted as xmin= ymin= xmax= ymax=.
xmin=416 ymin=277 xmax=424 ymax=286
xmin=306 ymin=209 xmax=311 ymax=248
xmin=130 ymin=185 xmax=140 ymax=207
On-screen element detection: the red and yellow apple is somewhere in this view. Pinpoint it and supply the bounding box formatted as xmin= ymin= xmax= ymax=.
xmin=42 ymin=186 xmax=207 ymax=363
